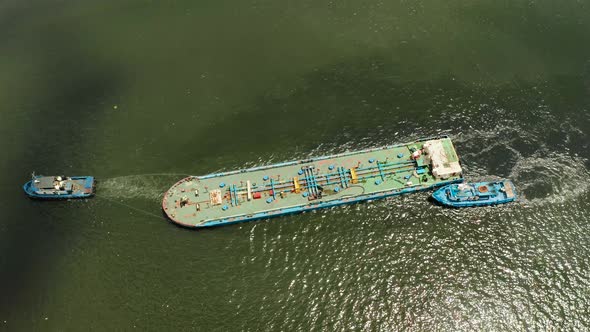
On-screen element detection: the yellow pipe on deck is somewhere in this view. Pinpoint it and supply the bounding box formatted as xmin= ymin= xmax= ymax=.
xmin=293 ymin=177 xmax=301 ymax=193
xmin=350 ymin=168 xmax=358 ymax=184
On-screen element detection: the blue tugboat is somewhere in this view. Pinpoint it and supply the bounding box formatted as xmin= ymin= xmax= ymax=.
xmin=23 ymin=173 xmax=95 ymax=199
xmin=432 ymin=180 xmax=516 ymax=207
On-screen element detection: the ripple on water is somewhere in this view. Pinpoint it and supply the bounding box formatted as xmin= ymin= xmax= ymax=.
xmin=227 ymin=194 xmax=590 ymax=330
xmin=222 ymin=103 xmax=589 ymax=330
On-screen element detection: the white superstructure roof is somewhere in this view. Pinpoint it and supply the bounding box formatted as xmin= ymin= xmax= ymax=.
xmin=423 ymin=140 xmax=462 ymax=179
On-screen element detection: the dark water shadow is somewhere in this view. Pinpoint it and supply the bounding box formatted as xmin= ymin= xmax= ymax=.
xmin=452 ymin=1 xmax=590 ymax=66
xmin=192 ymin=52 xmax=589 ymax=161
xmin=0 ymin=19 xmax=126 ymax=316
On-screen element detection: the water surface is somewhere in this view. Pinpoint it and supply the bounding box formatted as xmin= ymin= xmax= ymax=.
xmin=1 ymin=0 xmax=589 ymax=330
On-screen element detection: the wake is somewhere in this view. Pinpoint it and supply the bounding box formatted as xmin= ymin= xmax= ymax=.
xmin=97 ymin=173 xmax=190 ymax=201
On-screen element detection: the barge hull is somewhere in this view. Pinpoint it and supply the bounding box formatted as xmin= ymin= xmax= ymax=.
xmin=163 ymin=136 xmax=463 ymax=228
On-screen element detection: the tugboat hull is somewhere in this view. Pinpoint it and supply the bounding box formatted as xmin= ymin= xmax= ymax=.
xmin=432 ymin=180 xmax=516 ymax=208
xmin=24 ymin=175 xmax=95 ymax=199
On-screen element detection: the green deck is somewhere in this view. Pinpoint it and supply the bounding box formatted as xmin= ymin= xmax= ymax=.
xmin=162 ymin=137 xmax=463 ymax=228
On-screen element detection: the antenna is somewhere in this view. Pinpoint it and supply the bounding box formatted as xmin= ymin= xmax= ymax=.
xmin=32 ymin=171 xmax=40 ymax=183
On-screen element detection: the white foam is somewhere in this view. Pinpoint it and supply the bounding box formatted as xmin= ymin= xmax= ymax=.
xmin=447 ymin=108 xmax=589 ymax=205
xmin=98 ymin=174 xmax=189 ymax=201
xmin=509 ymin=153 xmax=589 ymax=204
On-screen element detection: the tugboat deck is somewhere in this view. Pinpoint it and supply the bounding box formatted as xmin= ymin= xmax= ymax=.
xmin=23 ymin=175 xmax=95 ymax=199
xmin=431 ymin=180 xmax=517 ymax=208
xmin=163 ymin=136 xmax=463 ymax=228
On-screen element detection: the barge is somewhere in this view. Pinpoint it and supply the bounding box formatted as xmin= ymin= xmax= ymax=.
xmin=163 ymin=136 xmax=463 ymax=228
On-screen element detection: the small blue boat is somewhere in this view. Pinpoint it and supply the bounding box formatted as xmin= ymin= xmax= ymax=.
xmin=432 ymin=180 xmax=516 ymax=207
xmin=23 ymin=174 xmax=95 ymax=199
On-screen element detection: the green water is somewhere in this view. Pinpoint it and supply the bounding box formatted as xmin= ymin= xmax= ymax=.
xmin=1 ymin=0 xmax=589 ymax=330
